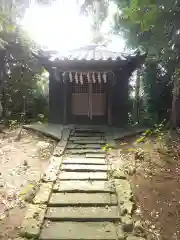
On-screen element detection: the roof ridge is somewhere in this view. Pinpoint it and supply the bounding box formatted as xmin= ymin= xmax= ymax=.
xmin=47 ymin=44 xmax=128 ymax=61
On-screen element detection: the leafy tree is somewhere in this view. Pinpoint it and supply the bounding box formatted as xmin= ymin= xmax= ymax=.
xmin=82 ymin=0 xmax=180 ymax=127
xmin=113 ymin=0 xmax=180 ymax=127
xmin=0 ymin=1 xmax=48 ymax=124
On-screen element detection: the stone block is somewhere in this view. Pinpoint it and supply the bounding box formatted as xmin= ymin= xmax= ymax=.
xmin=40 ymin=221 xmax=117 ymax=240
xmin=74 ymin=132 xmax=103 ymax=137
xmin=117 ymin=225 xmax=125 ymax=240
xmin=86 ymin=153 xmax=106 ymax=158
xmin=61 ymin=164 xmax=107 ymax=172
xmin=20 ymin=204 xmax=46 ymax=238
xmin=67 ymin=144 xmax=102 ymax=149
xmin=122 ymin=201 xmax=135 ymax=215
xmin=111 ymin=169 xmax=126 ymax=179
xmin=46 ymin=206 xmax=120 ymax=220
xmin=42 ymin=156 xmax=62 ymax=182
xmin=53 ymin=141 xmax=67 ymax=157
xmin=33 ymin=183 xmax=53 ymax=204
xmin=14 ymin=238 xmax=26 ymax=240
xmin=74 ymin=140 xmax=106 ymax=144
xmin=75 ymin=128 xmax=105 ymax=133
xmin=62 ymin=157 xmax=106 ymax=165
xmin=106 ymin=134 xmax=116 ymax=149
xmin=115 ymin=179 xmax=133 ymax=202
xmin=53 ymin=128 xmax=70 ymax=157
xmin=133 ymin=220 xmax=146 ymax=237
xmin=127 ymin=236 xmax=146 ymax=240
xmin=53 ymin=180 xmax=114 ymax=193
xmin=121 ymin=215 xmax=134 ymax=233
xmin=67 ymin=149 xmax=105 ymax=154
xmin=49 ymin=193 xmax=117 ymax=206
xmin=70 ymin=136 xmax=103 ymax=141
xmin=58 ymin=171 xmax=108 ymax=180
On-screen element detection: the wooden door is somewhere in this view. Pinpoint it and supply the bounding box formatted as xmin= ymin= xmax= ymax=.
xmin=72 ymin=79 xmax=89 ymax=116
xmin=92 ymin=82 xmax=106 ymax=116
xmin=71 ymin=78 xmax=106 ymax=118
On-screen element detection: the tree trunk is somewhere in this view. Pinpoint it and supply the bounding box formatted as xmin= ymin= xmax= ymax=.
xmin=133 ymin=69 xmax=141 ymax=123
xmin=171 ymin=76 xmax=180 ymax=129
xmin=0 ymin=50 xmax=7 ymax=123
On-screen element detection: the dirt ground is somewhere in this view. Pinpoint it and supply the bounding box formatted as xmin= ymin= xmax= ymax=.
xmin=0 ymin=128 xmax=57 ymax=240
xmin=1 ymin=128 xmax=180 ymax=240
xmin=108 ymin=132 xmax=180 ymax=240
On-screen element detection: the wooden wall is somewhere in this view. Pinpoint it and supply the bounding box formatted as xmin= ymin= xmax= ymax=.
xmin=48 ymin=73 xmax=64 ymax=124
xmin=48 ymin=71 xmax=130 ymax=126
xmin=111 ymin=70 xmax=129 ymax=126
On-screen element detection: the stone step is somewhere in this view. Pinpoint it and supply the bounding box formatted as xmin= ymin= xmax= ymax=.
xmin=40 ymin=221 xmax=117 ymax=240
xmin=62 ymin=157 xmax=106 ymax=165
xmin=86 ymin=153 xmax=106 ymax=158
xmin=66 ymin=149 xmax=105 ymax=155
xmin=58 ymin=171 xmax=108 ymax=180
xmin=75 ymin=128 xmax=105 ymax=133
xmin=74 ymin=132 xmax=104 ymax=137
xmin=66 ymin=144 xmax=103 ymax=149
xmin=48 ymin=193 xmax=117 ymax=206
xmin=53 ymin=180 xmax=115 ymax=193
xmin=45 ymin=206 xmax=120 ymax=221
xmin=61 ymin=164 xmax=108 ymax=172
xmin=70 ymin=136 xmax=104 ymax=141
xmin=71 ymin=139 xmax=106 ymax=144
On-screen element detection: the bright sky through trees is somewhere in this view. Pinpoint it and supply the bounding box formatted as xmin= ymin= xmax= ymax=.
xmin=21 ymin=0 xmax=125 ymax=52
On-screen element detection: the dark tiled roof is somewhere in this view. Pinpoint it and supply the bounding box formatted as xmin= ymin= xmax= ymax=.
xmin=49 ymin=44 xmax=127 ymax=61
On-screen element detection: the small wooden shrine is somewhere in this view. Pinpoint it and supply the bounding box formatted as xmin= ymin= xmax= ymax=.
xmin=37 ymin=45 xmax=146 ymax=126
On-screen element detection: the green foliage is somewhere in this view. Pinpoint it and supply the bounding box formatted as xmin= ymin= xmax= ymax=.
xmin=135 ymin=121 xmax=167 ymax=145
xmin=112 ymin=0 xmax=180 ymax=126
xmin=101 ymin=143 xmax=113 ymax=152
xmin=8 ymin=119 xmax=19 ymax=129
xmin=0 ymin=1 xmax=48 ymax=125
xmin=140 ymin=60 xmax=173 ymax=125
xmin=81 ymin=0 xmax=178 ymax=126
xmin=29 ymin=85 xmax=48 ymax=121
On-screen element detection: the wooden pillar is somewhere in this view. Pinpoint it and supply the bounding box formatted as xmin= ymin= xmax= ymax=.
xmin=49 ymin=71 xmax=64 ymax=124
xmin=63 ymin=73 xmax=68 ymax=125
xmin=88 ymin=80 xmax=93 ymax=120
xmin=107 ymin=73 xmax=113 ymax=125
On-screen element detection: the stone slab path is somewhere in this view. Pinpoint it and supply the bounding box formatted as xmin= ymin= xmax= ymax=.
xmin=39 ymin=128 xmax=121 ymax=240
xmin=20 ymin=128 xmax=146 ymax=240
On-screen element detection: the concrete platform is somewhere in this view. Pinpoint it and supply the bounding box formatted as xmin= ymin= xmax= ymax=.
xmin=23 ymin=123 xmax=146 ymax=142
xmin=23 ymin=123 xmax=64 ymax=140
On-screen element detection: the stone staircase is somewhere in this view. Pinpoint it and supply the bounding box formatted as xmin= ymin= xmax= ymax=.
xmin=40 ymin=128 xmax=121 ymax=240
xmin=20 ymin=128 xmax=145 ymax=240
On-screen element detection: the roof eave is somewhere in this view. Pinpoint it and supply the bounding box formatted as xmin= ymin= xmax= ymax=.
xmin=33 ymin=51 xmax=147 ymax=72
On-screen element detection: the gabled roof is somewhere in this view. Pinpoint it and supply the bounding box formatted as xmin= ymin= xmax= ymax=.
xmin=48 ymin=44 xmax=127 ymax=61
xmin=33 ymin=45 xmax=146 ymax=72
